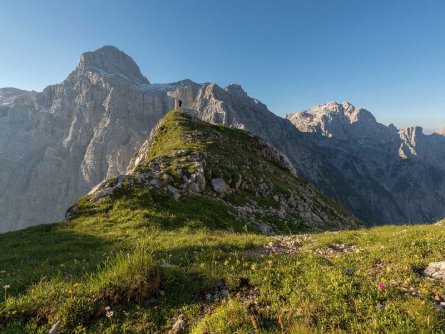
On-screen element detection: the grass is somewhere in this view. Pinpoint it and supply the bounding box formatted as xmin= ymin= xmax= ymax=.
xmin=1 ymin=210 xmax=445 ymax=332
xmin=0 ymin=110 xmax=444 ymax=332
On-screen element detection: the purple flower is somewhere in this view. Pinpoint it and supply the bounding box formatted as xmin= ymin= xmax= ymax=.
xmin=378 ymin=281 xmax=386 ymax=292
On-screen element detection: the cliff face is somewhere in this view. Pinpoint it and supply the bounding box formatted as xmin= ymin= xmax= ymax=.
xmin=0 ymin=47 xmax=201 ymax=232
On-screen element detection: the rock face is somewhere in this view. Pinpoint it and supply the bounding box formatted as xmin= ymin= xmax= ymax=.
xmin=0 ymin=46 xmax=200 ymax=232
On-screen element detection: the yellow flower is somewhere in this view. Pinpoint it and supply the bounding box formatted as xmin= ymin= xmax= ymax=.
xmin=224 ymin=260 xmax=229 ymax=266
xmin=251 ymin=264 xmax=257 ymax=270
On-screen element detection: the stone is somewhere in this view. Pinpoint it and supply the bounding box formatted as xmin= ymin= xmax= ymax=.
xmin=424 ymin=262 xmax=445 ymax=281
xmin=170 ymin=314 xmax=187 ymax=334
xmin=210 ymin=178 xmax=231 ymax=195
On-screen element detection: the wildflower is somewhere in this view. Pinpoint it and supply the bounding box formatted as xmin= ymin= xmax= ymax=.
xmin=224 ymin=260 xmax=229 ymax=266
xmin=105 ymin=306 xmax=114 ymax=319
xmin=65 ymin=273 xmax=73 ymax=281
xmin=251 ymin=264 xmax=257 ymax=271
xmin=378 ymin=281 xmax=386 ymax=292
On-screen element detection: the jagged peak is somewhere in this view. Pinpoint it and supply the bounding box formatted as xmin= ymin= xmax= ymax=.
xmin=290 ymin=101 xmax=375 ymax=123
xmin=74 ymin=45 xmax=149 ymax=85
xmin=435 ymin=127 xmax=445 ymax=136
xmin=0 ymin=87 xmax=29 ymax=98
xmin=224 ymin=83 xmax=247 ymax=97
xmin=399 ymin=126 xmax=424 ymax=137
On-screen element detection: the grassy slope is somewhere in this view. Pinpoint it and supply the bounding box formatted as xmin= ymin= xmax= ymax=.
xmin=0 ymin=112 xmax=444 ymax=332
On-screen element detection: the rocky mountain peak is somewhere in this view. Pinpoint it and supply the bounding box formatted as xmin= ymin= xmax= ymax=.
xmin=75 ymin=45 xmax=149 ymax=85
xmin=224 ymin=84 xmax=248 ymax=98
xmin=286 ymin=101 xmax=392 ymax=140
xmin=435 ymin=127 xmax=445 ymax=136
xmin=0 ymin=87 xmax=28 ymax=99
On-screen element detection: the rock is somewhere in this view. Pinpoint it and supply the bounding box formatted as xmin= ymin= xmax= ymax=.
xmin=170 ymin=314 xmax=187 ymax=334
xmin=424 ymin=262 xmax=445 ymax=281
xmin=210 ymin=178 xmax=231 ymax=195
xmin=314 ymin=243 xmax=361 ymax=258
xmin=48 ymin=319 xmax=62 ymax=334
xmin=167 ymin=186 xmax=181 ymax=200
xmin=255 ymin=222 xmax=273 ymax=234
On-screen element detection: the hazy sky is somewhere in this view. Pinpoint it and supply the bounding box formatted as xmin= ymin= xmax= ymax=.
xmin=1 ymin=0 xmax=444 ymax=131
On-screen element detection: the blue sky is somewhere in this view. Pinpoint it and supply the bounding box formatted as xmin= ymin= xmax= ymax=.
xmin=1 ymin=0 xmax=444 ymax=131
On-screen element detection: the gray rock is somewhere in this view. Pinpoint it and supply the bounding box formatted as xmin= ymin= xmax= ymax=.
xmin=211 ymin=178 xmax=231 ymax=195
xmin=170 ymin=314 xmax=187 ymax=334
xmin=424 ymin=262 xmax=445 ymax=281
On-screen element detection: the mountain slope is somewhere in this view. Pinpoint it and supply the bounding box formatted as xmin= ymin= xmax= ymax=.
xmin=71 ymin=110 xmax=360 ymax=233
xmin=2 ymin=111 xmax=445 ymax=333
xmin=286 ymin=102 xmax=445 ymax=224
xmin=186 ymin=85 xmax=401 ymax=225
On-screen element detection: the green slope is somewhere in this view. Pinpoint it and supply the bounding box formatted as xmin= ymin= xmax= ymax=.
xmin=1 ymin=111 xmax=444 ymax=333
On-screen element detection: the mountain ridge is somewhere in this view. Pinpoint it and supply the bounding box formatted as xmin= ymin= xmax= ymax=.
xmin=1 ymin=45 xmax=445 ymax=231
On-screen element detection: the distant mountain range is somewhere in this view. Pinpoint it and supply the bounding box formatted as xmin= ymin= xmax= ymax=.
xmin=1 ymin=45 xmax=444 ymax=232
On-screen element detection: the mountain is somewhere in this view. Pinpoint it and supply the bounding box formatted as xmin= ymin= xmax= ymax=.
xmin=0 ymin=113 xmax=444 ymax=332
xmin=70 ymin=109 xmax=359 ymax=233
xmin=286 ymin=102 xmax=445 ymax=224
xmin=2 ymin=45 xmax=445 ymax=231
xmin=2 ymin=110 xmax=445 ymax=333
xmin=0 ymin=46 xmax=200 ymax=232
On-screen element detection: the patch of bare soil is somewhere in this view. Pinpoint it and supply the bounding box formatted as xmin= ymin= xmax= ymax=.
xmin=314 ymin=243 xmax=361 ymax=258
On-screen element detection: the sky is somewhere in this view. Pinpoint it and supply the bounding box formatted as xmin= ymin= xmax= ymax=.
xmin=1 ymin=0 xmax=444 ymax=132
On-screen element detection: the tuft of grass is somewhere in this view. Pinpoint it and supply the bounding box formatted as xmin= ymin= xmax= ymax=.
xmin=191 ymin=299 xmax=254 ymax=334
